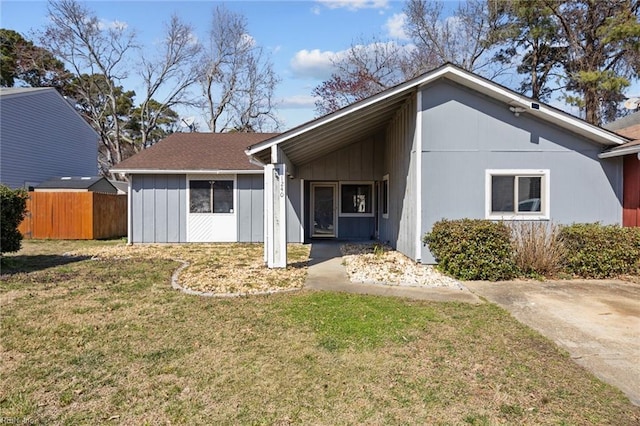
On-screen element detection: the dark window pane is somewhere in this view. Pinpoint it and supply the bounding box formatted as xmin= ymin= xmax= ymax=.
xmin=213 ymin=180 xmax=233 ymax=213
xmin=190 ymin=180 xmax=211 ymax=213
xmin=517 ymin=176 xmax=541 ymax=212
xmin=382 ymin=180 xmax=389 ymax=215
xmin=341 ymin=184 xmax=372 ymax=214
xmin=491 ymin=176 xmax=514 ymax=213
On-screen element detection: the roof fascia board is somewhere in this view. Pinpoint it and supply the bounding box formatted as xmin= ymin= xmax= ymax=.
xmin=598 ymin=145 xmax=640 ymax=158
xmin=110 ymin=169 xmax=263 ymax=174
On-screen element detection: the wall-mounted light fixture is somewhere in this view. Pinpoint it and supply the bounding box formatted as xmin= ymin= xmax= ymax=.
xmin=509 ymin=106 xmax=527 ymax=117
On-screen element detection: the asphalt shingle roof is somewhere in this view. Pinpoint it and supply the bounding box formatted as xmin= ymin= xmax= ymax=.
xmin=111 ymin=132 xmax=279 ymax=172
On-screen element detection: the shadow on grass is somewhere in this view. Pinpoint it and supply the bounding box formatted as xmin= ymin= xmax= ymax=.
xmin=0 ymin=254 xmax=91 ymax=275
xmin=288 ymin=260 xmax=309 ymax=269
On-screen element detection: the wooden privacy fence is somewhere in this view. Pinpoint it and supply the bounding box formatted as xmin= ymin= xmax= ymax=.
xmin=19 ymin=192 xmax=127 ymax=240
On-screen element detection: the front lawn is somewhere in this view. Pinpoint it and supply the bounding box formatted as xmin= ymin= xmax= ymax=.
xmin=1 ymin=240 xmax=638 ymax=424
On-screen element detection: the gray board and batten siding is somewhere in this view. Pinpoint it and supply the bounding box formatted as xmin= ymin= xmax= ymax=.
xmin=297 ymin=135 xmax=385 ymax=241
xmin=130 ymin=173 xmax=302 ymax=243
xmin=419 ymin=80 xmax=623 ymax=263
xmin=0 ymin=88 xmax=98 ymax=189
xmin=131 ymin=174 xmax=187 ymax=243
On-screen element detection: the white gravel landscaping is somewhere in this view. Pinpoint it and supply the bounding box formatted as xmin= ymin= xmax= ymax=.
xmin=340 ymin=243 xmax=464 ymax=289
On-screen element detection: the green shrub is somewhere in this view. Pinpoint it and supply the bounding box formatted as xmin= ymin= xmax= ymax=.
xmin=559 ymin=223 xmax=640 ymax=278
xmin=0 ymin=184 xmax=28 ymax=255
xmin=423 ymin=219 xmax=518 ymax=281
xmin=511 ymin=222 xmax=567 ymax=278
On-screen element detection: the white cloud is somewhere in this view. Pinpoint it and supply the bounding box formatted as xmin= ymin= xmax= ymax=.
xmin=290 ymin=41 xmax=416 ymax=80
xmin=311 ymin=5 xmax=321 ymax=15
xmin=290 ymin=48 xmax=340 ymax=80
xmin=239 ymin=33 xmax=256 ymax=49
xmin=97 ymin=19 xmax=128 ymax=31
xmin=279 ymin=95 xmax=318 ymax=109
xmin=384 ymin=13 xmax=408 ymax=40
xmin=316 ymin=0 xmax=389 ymax=11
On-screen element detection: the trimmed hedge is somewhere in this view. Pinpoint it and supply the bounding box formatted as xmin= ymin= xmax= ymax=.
xmin=559 ymin=223 xmax=640 ymax=278
xmin=423 ymin=219 xmax=518 ymax=281
xmin=0 ymin=184 xmax=28 ymax=255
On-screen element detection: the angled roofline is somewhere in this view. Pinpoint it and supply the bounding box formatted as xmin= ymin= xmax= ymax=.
xmin=247 ymin=63 xmax=628 ymax=157
xmin=1 ymin=86 xmax=100 ymax=139
xmin=110 ymin=168 xmax=263 ymax=175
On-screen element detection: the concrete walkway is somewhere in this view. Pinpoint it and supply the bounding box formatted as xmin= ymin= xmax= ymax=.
xmin=304 ymin=242 xmax=481 ymax=304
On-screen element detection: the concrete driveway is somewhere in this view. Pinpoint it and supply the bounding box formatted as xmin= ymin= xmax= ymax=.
xmin=464 ymin=279 xmax=640 ymax=406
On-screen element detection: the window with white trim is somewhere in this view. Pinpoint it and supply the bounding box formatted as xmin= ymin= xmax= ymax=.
xmin=486 ymin=170 xmax=549 ymax=219
xmin=382 ymin=174 xmax=389 ymax=218
xmin=189 ymin=180 xmax=234 ymax=213
xmin=340 ymin=182 xmax=374 ymax=216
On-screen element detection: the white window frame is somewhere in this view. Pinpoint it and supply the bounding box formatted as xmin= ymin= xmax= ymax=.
xmin=485 ymin=169 xmax=550 ymax=221
xmin=382 ymin=174 xmax=389 ymax=219
xmin=187 ymin=175 xmax=237 ymax=216
xmin=339 ymin=181 xmax=375 ymax=218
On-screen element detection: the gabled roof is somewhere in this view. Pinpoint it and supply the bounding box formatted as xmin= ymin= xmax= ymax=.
xmin=36 ymin=176 xmax=113 ymax=190
xmin=247 ymin=63 xmax=629 ymax=165
xmin=111 ymin=132 xmax=279 ymax=174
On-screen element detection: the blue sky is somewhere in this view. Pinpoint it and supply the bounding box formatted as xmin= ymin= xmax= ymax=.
xmin=1 ymin=0 xmax=422 ymax=130
xmin=1 ymin=0 xmax=638 ymax=130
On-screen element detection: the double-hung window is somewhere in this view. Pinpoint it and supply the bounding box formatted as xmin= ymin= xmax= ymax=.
xmin=340 ymin=182 xmax=374 ymax=217
xmin=485 ymin=170 xmax=549 ymax=220
xmin=189 ymin=180 xmax=234 ymax=214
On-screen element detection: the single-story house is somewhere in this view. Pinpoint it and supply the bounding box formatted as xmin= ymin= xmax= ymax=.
xmin=35 ymin=176 xmax=118 ymax=194
xmin=113 ymin=64 xmax=631 ymax=268
xmin=111 ymin=132 xmax=297 ymax=244
xmin=602 ymin=111 xmax=640 ymax=227
xmin=0 ymin=87 xmax=99 ymax=189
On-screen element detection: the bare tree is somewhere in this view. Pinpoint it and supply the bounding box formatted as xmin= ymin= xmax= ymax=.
xmin=137 ymin=15 xmax=202 ymax=148
xmin=314 ymin=38 xmax=415 ymax=115
xmin=42 ymin=0 xmax=136 ymax=175
xmin=314 ymin=0 xmax=504 ymax=115
xmin=404 ymin=0 xmax=500 ymax=76
xmin=199 ymin=6 xmax=279 ymax=132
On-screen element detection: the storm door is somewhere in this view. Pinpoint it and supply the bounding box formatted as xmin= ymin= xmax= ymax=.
xmin=311 ymin=183 xmax=337 ymax=237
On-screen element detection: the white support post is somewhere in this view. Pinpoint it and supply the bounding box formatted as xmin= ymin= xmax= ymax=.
xmin=272 ymin=163 xmax=287 ymax=268
xmin=264 ymin=146 xmax=290 ymax=268
xmin=264 ymin=164 xmax=274 ymax=264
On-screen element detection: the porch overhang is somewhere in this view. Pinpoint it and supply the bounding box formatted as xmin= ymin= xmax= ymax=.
xmin=246 ymin=88 xmax=416 ymax=167
xmin=246 ymin=64 xmax=629 ymax=167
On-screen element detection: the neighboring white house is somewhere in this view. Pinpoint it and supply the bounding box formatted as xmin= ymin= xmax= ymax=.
xmin=0 ymin=87 xmax=99 ymax=189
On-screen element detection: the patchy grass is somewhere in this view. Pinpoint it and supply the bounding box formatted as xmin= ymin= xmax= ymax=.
xmin=59 ymin=240 xmax=310 ymax=294
xmin=1 ymin=240 xmax=639 ymax=425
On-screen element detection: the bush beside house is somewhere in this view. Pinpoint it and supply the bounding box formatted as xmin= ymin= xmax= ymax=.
xmin=423 ymin=219 xmax=518 ymax=281
xmin=560 ymin=223 xmax=640 ymax=278
xmin=1 ymin=184 xmax=28 ymax=255
xmin=425 ymin=219 xmax=640 ymax=281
